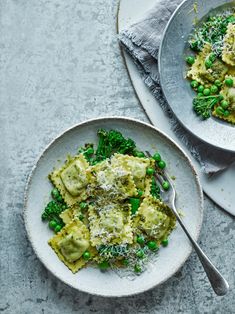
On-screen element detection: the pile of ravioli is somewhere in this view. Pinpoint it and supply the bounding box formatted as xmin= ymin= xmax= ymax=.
xmin=188 ymin=21 xmax=235 ymax=124
xmin=47 ymin=153 xmax=176 ymax=273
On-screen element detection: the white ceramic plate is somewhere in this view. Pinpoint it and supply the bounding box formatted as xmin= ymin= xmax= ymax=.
xmin=118 ymin=0 xmax=235 ymax=216
xmin=24 ymin=117 xmax=203 ymax=297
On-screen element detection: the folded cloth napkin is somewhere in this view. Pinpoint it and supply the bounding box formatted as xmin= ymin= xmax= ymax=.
xmin=119 ymin=0 xmax=235 ymax=174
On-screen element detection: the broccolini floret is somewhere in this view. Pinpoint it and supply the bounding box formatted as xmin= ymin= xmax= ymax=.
xmin=95 ymin=129 xmax=136 ymax=162
xmin=193 ymin=95 xmax=220 ymax=119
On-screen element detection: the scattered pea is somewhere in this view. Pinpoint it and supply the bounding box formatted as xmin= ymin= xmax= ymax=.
xmin=147 ymin=241 xmax=159 ymax=251
xmin=54 ymin=225 xmax=62 ymax=233
xmin=214 ymin=79 xmax=222 ymax=87
xmin=205 ymin=59 xmax=212 ymax=68
xmin=98 ymin=261 xmax=110 ymax=270
xmin=49 ymin=220 xmax=57 ymax=229
xmin=134 ymin=264 xmax=142 ymax=273
xmin=136 ymin=249 xmax=145 ymax=259
xmin=210 ymin=85 xmax=218 ymax=94
xmin=80 ymin=202 xmax=88 ymax=210
xmin=122 ymin=259 xmax=129 ymax=266
xmin=216 ymin=106 xmax=224 ymax=116
xmin=136 ymin=235 xmax=145 ymax=245
xmin=225 ymin=78 xmax=233 ymax=87
xmin=162 ymin=181 xmax=170 ymax=191
xmin=146 ymin=167 xmax=155 ymax=175
xmin=191 ymin=80 xmax=198 ymax=88
xmin=186 ymin=56 xmax=195 ymax=65
xmin=203 ymin=88 xmax=210 ymax=96
xmin=221 ymin=100 xmax=229 ymax=109
xmin=197 ymin=85 xmax=204 ymax=93
xmin=223 ymin=110 xmax=230 ymax=117
xmin=83 ymin=251 xmax=91 ymax=260
xmin=197 ymin=93 xmax=203 ymax=97
xmin=158 ymin=160 xmax=166 ymax=169
xmin=136 ymin=151 xmax=145 ymax=158
xmin=153 ymin=152 xmax=161 ymax=162
xmin=218 ymin=94 xmax=224 ymax=101
xmin=161 ymin=239 xmax=169 ymax=247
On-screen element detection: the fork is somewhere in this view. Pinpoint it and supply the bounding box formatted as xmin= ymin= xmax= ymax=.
xmin=146 ymin=151 xmax=229 ymax=296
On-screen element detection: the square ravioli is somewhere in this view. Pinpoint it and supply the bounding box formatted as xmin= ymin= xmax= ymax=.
xmin=133 ymin=196 xmax=176 ymax=242
xmin=222 ymin=23 xmax=235 ymax=66
xmin=49 ymin=154 xmax=90 ymax=206
xmin=60 ymin=204 xmax=89 ymax=227
xmin=88 ymin=202 xmax=133 ymax=246
xmin=187 ymin=43 xmax=228 ymax=85
xmin=111 ymin=154 xmax=154 ymax=191
xmin=88 ymin=159 xmax=137 ymax=200
xmin=48 ymin=219 xmax=96 ymax=273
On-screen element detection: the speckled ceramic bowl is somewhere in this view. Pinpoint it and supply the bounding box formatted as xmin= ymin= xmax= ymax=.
xmin=24 ymin=117 xmax=203 ymax=297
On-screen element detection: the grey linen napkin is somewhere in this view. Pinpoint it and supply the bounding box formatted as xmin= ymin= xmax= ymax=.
xmin=119 ymin=0 xmax=235 ymax=174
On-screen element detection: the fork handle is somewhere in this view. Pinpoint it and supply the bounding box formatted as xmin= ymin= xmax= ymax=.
xmin=174 ymin=211 xmax=229 ymax=296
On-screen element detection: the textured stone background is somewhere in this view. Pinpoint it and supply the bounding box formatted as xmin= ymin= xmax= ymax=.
xmin=0 ymin=0 xmax=234 ymax=313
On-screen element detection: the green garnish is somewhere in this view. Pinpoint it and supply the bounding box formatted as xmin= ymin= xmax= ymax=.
xmin=193 ymin=95 xmax=220 ymax=119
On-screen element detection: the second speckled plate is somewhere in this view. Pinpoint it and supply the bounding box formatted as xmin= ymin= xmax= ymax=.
xmin=159 ymin=0 xmax=235 ymax=152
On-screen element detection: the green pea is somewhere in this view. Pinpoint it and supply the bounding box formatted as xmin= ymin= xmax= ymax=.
xmin=79 ymin=214 xmax=84 ymax=221
xmin=147 ymin=241 xmax=159 ymax=251
xmin=210 ymin=85 xmax=218 ymax=94
xmin=153 ymin=152 xmax=161 ymax=162
xmin=214 ymin=79 xmax=222 ymax=87
xmin=136 ymin=249 xmax=145 ymax=259
xmin=161 ymin=239 xmax=169 ymax=247
xmin=122 ymin=259 xmax=129 ymax=266
xmin=190 ymin=80 xmax=198 ymax=89
xmin=223 ymin=110 xmax=230 ymax=117
xmin=83 ymin=251 xmax=90 ymax=260
xmin=205 ymin=59 xmax=212 ymax=68
xmin=134 ymin=264 xmax=142 ymax=273
xmin=146 ymin=167 xmax=155 ymax=175
xmin=225 ymin=78 xmax=233 ymax=87
xmin=221 ymin=100 xmax=229 ymax=109
xmin=197 ymin=93 xmax=203 ymax=97
xmin=218 ymin=94 xmax=224 ymax=101
xmin=54 ymin=225 xmax=62 ymax=233
xmin=137 ymin=190 xmax=144 ymax=197
xmin=216 ymin=106 xmax=224 ymax=116
xmin=98 ymin=261 xmax=110 ymax=270
xmin=186 ymin=56 xmax=195 ymax=65
xmin=203 ymin=88 xmax=210 ymax=96
xmin=86 ymin=147 xmax=94 ymax=155
xmin=80 ymin=202 xmax=88 ymax=210
xmin=209 ymin=53 xmax=216 ymax=62
xmin=136 ymin=235 xmax=145 ymax=245
xmin=136 ymin=151 xmax=145 ymax=158
xmin=197 ymin=85 xmax=204 ymax=93
xmin=49 ymin=220 xmax=57 ymax=229
xmin=158 ymin=160 xmax=166 ymax=169
xmin=162 ymin=181 xmax=170 ymax=191
xmin=130 ymin=198 xmax=141 ymax=215
xmin=51 ymin=188 xmax=60 ymax=200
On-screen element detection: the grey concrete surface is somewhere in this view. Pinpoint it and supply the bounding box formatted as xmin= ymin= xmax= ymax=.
xmin=0 ymin=1 xmax=234 ymax=313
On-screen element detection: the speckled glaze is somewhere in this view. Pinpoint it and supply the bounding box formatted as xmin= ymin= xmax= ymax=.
xmin=24 ymin=117 xmax=203 ymax=297
xmin=1 ymin=0 xmax=235 ymax=312
xmin=159 ymin=0 xmax=235 ymax=152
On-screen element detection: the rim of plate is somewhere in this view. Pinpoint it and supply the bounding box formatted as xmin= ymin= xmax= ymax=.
xmin=158 ymin=0 xmax=235 ymax=153
xmin=23 ymin=116 xmax=204 ymax=297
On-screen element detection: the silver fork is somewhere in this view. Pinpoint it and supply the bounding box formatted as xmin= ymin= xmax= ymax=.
xmin=146 ymin=151 xmax=229 ymax=296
